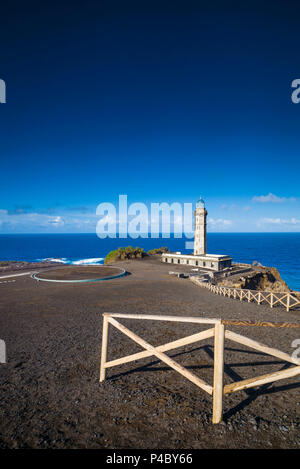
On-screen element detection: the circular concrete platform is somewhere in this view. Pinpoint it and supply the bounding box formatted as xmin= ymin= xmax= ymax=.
xmin=32 ymin=265 xmax=126 ymax=283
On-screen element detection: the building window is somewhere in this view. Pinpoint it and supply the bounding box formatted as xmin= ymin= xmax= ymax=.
xmin=165 ymin=258 xmax=168 ymax=262
xmin=196 ymin=261 xmax=198 ymax=266
xmin=211 ymin=263 xmax=214 ymax=268
xmin=178 ymin=259 xmax=180 ymax=264
xmin=187 ymin=260 xmax=189 ymax=265
xmin=203 ymin=261 xmax=206 ymax=267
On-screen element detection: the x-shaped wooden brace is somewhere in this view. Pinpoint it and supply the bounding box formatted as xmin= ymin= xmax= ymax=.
xmin=99 ymin=313 xmax=300 ymax=424
xmin=99 ymin=313 xmax=226 ymax=423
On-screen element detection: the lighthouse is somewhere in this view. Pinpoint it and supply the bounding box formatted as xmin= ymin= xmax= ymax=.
xmin=194 ymin=196 xmax=207 ymax=256
xmin=161 ymin=196 xmax=232 ymax=271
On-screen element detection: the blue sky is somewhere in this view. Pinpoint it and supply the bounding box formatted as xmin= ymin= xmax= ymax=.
xmin=0 ymin=1 xmax=300 ymax=233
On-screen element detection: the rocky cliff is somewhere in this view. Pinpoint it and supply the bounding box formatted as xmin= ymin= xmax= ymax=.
xmin=218 ymin=266 xmax=292 ymax=293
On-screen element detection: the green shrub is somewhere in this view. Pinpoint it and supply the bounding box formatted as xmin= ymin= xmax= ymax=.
xmin=104 ymin=246 xmax=147 ymax=264
xmin=147 ymin=247 xmax=169 ymax=255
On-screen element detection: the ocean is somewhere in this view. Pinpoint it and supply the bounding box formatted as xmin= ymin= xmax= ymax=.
xmin=0 ymin=233 xmax=299 ymax=291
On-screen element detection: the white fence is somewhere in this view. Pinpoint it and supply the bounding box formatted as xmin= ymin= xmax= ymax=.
xmin=190 ymin=277 xmax=300 ymax=312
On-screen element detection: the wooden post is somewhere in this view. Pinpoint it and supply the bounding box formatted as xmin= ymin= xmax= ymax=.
xmin=270 ymin=292 xmax=274 ymax=308
xmin=258 ymin=292 xmax=262 ymax=304
xmin=212 ymin=323 xmax=225 ymax=424
xmin=286 ymin=294 xmax=290 ymax=312
xmin=248 ymin=290 xmax=251 ymax=303
xmin=99 ymin=315 xmax=109 ymax=382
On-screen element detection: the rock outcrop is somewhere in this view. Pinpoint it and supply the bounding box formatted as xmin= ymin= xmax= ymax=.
xmin=219 ymin=266 xmax=291 ymax=293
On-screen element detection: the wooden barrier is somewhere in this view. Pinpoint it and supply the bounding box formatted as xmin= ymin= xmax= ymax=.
xmin=190 ymin=277 xmax=300 ymax=312
xmin=99 ymin=313 xmax=300 ymax=424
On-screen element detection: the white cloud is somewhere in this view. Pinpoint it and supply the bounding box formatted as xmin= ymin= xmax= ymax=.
xmin=208 ymin=217 xmax=232 ymax=226
xmin=252 ymin=193 xmax=296 ymax=203
xmin=260 ymin=217 xmax=300 ymax=225
xmin=48 ymin=216 xmax=65 ymax=226
xmin=0 ymin=209 xmax=8 ymax=215
xmin=220 ymin=204 xmax=237 ymax=210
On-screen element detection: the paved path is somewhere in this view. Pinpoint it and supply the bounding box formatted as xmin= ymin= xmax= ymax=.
xmin=0 ymin=271 xmax=38 ymax=280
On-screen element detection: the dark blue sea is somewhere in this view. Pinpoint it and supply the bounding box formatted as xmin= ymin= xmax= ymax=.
xmin=0 ymin=233 xmax=299 ymax=291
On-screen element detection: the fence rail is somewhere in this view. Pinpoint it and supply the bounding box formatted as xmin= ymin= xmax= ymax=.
xmin=190 ymin=277 xmax=300 ymax=312
xmin=99 ymin=313 xmax=300 ymax=424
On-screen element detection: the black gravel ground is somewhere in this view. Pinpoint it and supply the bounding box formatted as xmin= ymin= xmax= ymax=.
xmin=0 ymin=257 xmax=299 ymax=449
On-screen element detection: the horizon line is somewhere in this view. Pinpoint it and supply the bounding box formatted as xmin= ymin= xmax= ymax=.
xmin=0 ymin=232 xmax=299 ymax=235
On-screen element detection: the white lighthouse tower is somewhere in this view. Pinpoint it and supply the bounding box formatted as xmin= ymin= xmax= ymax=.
xmin=161 ymin=196 xmax=232 ymax=271
xmin=194 ymin=196 xmax=207 ymax=255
